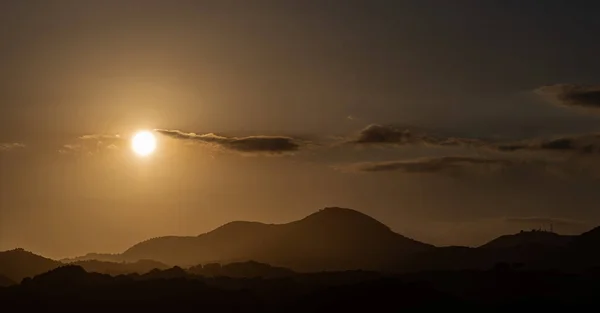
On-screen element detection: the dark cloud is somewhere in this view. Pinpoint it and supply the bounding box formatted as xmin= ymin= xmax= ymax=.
xmin=338 ymin=156 xmax=515 ymax=174
xmin=154 ymin=129 xmax=302 ymax=155
xmin=0 ymin=142 xmax=25 ymax=151
xmin=535 ymin=84 xmax=600 ymax=109
xmin=505 ymin=217 xmax=586 ymax=228
xmin=350 ymin=124 xmax=600 ymax=158
xmin=493 ymin=133 xmax=600 ymax=155
xmin=349 ymin=124 xmax=485 ymax=147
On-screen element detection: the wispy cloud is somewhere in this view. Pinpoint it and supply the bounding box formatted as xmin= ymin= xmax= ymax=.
xmin=154 ymin=129 xmax=303 ymax=155
xmin=0 ymin=143 xmax=26 ymax=151
xmin=59 ymin=134 xmax=123 ymax=155
xmin=336 ymin=156 xmax=516 ymax=174
xmin=492 ymin=133 xmax=600 ymax=155
xmin=78 ymin=134 xmax=122 ymax=140
xmin=348 ymin=124 xmax=485 ymax=148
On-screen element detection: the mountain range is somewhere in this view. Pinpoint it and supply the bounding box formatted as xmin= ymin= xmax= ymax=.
xmin=2 ymin=207 xmax=600 ymax=283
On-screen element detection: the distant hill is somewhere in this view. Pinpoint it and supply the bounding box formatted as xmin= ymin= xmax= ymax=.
xmin=68 ymin=259 xmax=170 ymax=276
xmin=400 ymin=230 xmax=577 ymax=272
xmin=120 ymin=207 xmax=434 ymax=271
xmin=0 ymin=248 xmax=62 ymax=282
xmin=480 ymin=230 xmax=574 ymax=249
xmin=62 ymin=252 xmax=124 ymax=263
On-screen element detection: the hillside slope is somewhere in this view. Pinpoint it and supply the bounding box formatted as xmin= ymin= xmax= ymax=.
xmin=121 ymin=207 xmax=433 ymax=271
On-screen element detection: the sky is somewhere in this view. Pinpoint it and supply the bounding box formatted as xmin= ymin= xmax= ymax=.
xmin=2 ymin=0 xmax=600 ymax=259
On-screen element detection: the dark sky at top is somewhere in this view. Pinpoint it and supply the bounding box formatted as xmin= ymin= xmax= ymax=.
xmin=1 ymin=0 xmax=600 ymax=258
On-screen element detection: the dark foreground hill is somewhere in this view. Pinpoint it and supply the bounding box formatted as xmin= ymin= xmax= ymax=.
xmin=2 ymin=265 xmax=600 ymax=312
xmin=119 ymin=207 xmax=434 ymax=270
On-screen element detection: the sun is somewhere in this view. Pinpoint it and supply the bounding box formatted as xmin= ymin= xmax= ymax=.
xmin=131 ymin=131 xmax=157 ymax=157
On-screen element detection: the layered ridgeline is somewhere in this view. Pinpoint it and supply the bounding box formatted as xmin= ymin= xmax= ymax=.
xmin=61 ymin=207 xmax=600 ymax=272
xmin=4 ymin=207 xmax=600 ymax=282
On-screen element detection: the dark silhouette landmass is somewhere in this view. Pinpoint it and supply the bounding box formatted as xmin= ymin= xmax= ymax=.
xmin=5 ymin=208 xmax=600 ymax=280
xmin=76 ymin=207 xmax=434 ymax=270
xmin=2 ymin=264 xmax=600 ymax=311
xmin=4 ymin=207 xmax=600 ymax=310
xmin=58 ymin=207 xmax=600 ymax=274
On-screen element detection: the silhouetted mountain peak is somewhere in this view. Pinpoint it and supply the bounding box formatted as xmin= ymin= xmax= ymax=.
xmin=297 ymin=207 xmax=392 ymax=232
xmin=117 ymin=207 xmax=432 ymax=270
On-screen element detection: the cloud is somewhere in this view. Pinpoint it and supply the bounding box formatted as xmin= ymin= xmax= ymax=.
xmin=349 ymin=124 xmax=484 ymax=148
xmin=78 ymin=134 xmax=121 ymax=140
xmin=59 ymin=144 xmax=86 ymax=155
xmin=154 ymin=129 xmax=302 ymax=155
xmin=493 ymin=133 xmax=600 ymax=155
xmin=348 ymin=125 xmax=600 ymax=158
xmin=337 ymin=156 xmax=516 ymax=174
xmin=59 ymin=134 xmax=123 ymax=155
xmin=535 ymin=84 xmax=600 ymax=109
xmin=504 ymin=217 xmax=586 ymax=228
xmin=0 ymin=143 xmax=26 ymax=151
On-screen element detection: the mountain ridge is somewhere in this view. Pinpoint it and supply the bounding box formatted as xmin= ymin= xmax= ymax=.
xmin=119 ymin=207 xmax=433 ymax=270
xmin=4 ymin=207 xmax=600 ymax=278
xmin=479 ymin=230 xmax=574 ymax=249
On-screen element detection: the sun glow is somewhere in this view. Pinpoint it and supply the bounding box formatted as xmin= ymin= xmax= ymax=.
xmin=131 ymin=131 xmax=157 ymax=157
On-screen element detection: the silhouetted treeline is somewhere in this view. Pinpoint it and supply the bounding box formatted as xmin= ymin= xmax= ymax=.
xmin=2 ymin=265 xmax=600 ymax=312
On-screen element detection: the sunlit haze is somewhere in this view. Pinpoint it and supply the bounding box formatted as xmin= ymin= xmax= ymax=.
xmin=131 ymin=131 xmax=157 ymax=157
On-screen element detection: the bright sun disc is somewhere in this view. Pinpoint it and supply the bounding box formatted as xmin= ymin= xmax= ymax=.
xmin=131 ymin=131 xmax=157 ymax=156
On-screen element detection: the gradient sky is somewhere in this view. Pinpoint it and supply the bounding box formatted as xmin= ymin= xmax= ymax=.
xmin=2 ymin=0 xmax=600 ymax=259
